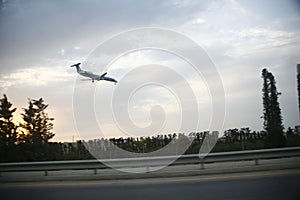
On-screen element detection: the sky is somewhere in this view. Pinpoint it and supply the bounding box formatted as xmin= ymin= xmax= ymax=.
xmin=0 ymin=0 xmax=299 ymax=142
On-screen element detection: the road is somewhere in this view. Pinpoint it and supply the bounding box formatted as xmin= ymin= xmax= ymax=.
xmin=1 ymin=169 xmax=300 ymax=200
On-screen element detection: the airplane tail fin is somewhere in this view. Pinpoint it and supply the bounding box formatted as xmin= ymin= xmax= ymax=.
xmin=70 ymin=63 xmax=81 ymax=72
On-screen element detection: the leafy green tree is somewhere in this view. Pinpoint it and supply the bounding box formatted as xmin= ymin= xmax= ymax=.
xmin=21 ymin=98 xmax=54 ymax=145
xmin=18 ymin=98 xmax=55 ymax=161
xmin=262 ymin=68 xmax=285 ymax=147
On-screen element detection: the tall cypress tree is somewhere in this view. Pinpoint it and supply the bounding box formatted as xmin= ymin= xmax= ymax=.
xmin=262 ymin=69 xmax=271 ymax=132
xmin=262 ymin=69 xmax=285 ymax=147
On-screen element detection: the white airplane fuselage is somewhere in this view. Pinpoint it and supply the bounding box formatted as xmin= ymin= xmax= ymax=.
xmin=70 ymin=63 xmax=117 ymax=84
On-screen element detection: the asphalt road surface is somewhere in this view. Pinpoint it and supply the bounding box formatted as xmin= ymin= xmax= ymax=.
xmin=1 ymin=169 xmax=300 ymax=200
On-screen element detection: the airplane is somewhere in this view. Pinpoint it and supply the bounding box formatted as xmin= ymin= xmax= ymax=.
xmin=70 ymin=63 xmax=118 ymax=84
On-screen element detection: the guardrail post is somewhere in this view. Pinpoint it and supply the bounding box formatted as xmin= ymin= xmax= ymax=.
xmin=255 ymin=159 xmax=259 ymax=165
xmin=146 ymin=166 xmax=150 ymax=173
xmin=200 ymin=158 xmax=205 ymax=169
xmin=44 ymin=170 xmax=48 ymax=176
xmin=94 ymin=169 xmax=98 ymax=175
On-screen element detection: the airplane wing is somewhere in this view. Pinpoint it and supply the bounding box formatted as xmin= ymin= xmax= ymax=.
xmin=99 ymin=72 xmax=107 ymax=79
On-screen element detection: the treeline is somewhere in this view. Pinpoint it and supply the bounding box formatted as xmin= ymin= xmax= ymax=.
xmin=109 ymin=128 xmax=300 ymax=155
xmin=37 ymin=127 xmax=300 ymax=161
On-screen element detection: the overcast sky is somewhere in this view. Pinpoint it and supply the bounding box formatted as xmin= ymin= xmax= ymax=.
xmin=0 ymin=0 xmax=299 ymax=142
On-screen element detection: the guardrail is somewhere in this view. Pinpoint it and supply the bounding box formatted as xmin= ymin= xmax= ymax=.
xmin=0 ymin=147 xmax=300 ymax=176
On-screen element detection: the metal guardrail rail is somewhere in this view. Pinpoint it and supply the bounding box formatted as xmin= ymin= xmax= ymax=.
xmin=0 ymin=147 xmax=300 ymax=176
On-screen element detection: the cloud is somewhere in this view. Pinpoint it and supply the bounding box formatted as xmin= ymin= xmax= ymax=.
xmin=0 ymin=66 xmax=74 ymax=92
xmin=192 ymin=18 xmax=206 ymax=24
xmin=224 ymin=27 xmax=300 ymax=57
xmin=227 ymin=0 xmax=251 ymax=15
xmin=0 ymin=0 xmax=210 ymax=73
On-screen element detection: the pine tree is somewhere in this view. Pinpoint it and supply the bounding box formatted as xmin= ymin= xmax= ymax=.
xmin=0 ymin=94 xmax=18 ymax=161
xmin=0 ymin=94 xmax=17 ymax=147
xmin=21 ymin=98 xmax=54 ymax=145
xmin=262 ymin=68 xmax=285 ymax=147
